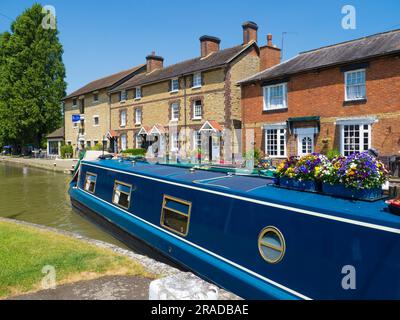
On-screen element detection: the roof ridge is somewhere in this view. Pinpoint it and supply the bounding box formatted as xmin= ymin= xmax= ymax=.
xmin=300 ymin=28 xmax=400 ymax=55
xmin=151 ymin=44 xmax=244 ymax=73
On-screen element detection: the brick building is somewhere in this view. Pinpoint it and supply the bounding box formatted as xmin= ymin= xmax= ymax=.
xmin=239 ymin=29 xmax=400 ymax=163
xmin=109 ymin=22 xmax=280 ymax=162
xmin=63 ymin=65 xmax=145 ymax=155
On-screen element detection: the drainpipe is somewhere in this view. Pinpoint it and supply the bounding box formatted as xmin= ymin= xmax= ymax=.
xmin=183 ymin=75 xmax=187 ymax=159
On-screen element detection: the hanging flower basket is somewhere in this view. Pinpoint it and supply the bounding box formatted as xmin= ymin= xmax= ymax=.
xmin=322 ymin=183 xmax=383 ymax=201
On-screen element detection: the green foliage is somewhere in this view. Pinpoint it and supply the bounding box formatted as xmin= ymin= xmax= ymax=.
xmin=60 ymin=144 xmax=73 ymax=159
xmin=91 ymin=143 xmax=104 ymax=151
xmin=0 ymin=4 xmax=66 ymax=149
xmin=0 ymin=220 xmax=151 ymax=298
xmin=243 ymin=149 xmax=261 ymax=161
xmin=326 ymin=148 xmax=341 ymax=160
xmin=121 ymin=148 xmax=146 ymax=156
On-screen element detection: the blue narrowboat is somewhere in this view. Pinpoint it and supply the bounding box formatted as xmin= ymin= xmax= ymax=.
xmin=69 ymin=157 xmax=400 ymax=300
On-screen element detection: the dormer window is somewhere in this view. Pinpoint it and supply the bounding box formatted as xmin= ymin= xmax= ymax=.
xmin=345 ymin=69 xmax=366 ymax=101
xmin=192 ymin=73 xmax=202 ymax=88
xmin=135 ymin=87 xmax=142 ymax=99
xmin=171 ymin=78 xmax=179 ymax=92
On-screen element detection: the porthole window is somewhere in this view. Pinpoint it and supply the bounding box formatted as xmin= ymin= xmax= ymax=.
xmin=84 ymin=172 xmax=97 ymax=193
xmin=112 ymin=181 xmax=132 ymax=209
xmin=258 ymin=227 xmax=286 ymax=264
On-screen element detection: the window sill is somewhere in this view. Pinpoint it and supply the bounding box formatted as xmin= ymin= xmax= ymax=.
xmin=170 ymin=90 xmax=179 ymax=94
xmin=192 ymin=117 xmax=202 ymax=121
xmin=343 ymin=98 xmax=367 ymax=106
xmin=119 ymin=100 xmax=126 ymax=104
xmin=134 ymin=97 xmax=141 ymax=101
xmin=170 ymin=119 xmax=179 ymax=123
xmin=262 ymin=107 xmax=288 ymax=113
xmin=135 ymin=123 xmax=142 ymax=126
xmin=191 ymin=85 xmax=202 ymax=90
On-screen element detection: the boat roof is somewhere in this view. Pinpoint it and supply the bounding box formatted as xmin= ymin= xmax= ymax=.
xmin=82 ymin=159 xmax=400 ymax=232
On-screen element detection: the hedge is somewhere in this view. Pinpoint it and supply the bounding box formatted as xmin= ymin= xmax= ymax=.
xmin=121 ymin=148 xmax=146 ymax=156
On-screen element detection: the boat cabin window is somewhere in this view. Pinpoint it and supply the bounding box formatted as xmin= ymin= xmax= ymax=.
xmin=161 ymin=195 xmax=191 ymax=236
xmin=258 ymin=227 xmax=286 ymax=264
xmin=84 ymin=172 xmax=97 ymax=193
xmin=112 ymin=181 xmax=132 ymax=209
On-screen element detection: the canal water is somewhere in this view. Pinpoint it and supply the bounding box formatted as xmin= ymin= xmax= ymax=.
xmin=0 ymin=162 xmax=126 ymax=247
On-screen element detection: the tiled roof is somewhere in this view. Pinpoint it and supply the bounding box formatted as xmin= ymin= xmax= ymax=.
xmin=46 ymin=127 xmax=64 ymax=139
xmin=239 ymin=29 xmax=400 ymax=84
xmin=64 ymin=64 xmax=146 ymax=100
xmin=111 ymin=43 xmax=256 ymax=91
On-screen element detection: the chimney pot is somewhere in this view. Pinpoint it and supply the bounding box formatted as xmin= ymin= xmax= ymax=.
xmin=267 ymin=34 xmax=273 ymax=46
xmin=199 ymin=35 xmax=221 ymax=58
xmin=242 ymin=21 xmax=258 ymax=44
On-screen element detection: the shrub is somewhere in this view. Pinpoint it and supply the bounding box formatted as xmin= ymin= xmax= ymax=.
xmin=121 ymin=148 xmax=146 ymax=156
xmin=91 ymin=143 xmax=104 ymax=151
xmin=60 ymin=145 xmax=73 ymax=159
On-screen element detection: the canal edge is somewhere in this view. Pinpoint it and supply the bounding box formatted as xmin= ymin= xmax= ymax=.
xmin=0 ymin=217 xmax=241 ymax=300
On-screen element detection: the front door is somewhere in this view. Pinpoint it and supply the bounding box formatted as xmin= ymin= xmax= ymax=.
xmin=298 ymin=134 xmax=314 ymax=156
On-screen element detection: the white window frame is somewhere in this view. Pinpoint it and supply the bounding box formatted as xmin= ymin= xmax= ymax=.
xmin=135 ymin=108 xmax=142 ymax=125
xmin=120 ymin=110 xmax=127 ymax=127
xmin=170 ymin=102 xmax=179 ymax=121
xmin=193 ymin=100 xmax=202 ymax=120
xmin=340 ymin=123 xmax=371 ymax=156
xmin=135 ymin=87 xmax=141 ymax=99
xmin=344 ymin=69 xmax=366 ymax=102
xmin=120 ymin=133 xmax=127 ymax=151
xmin=135 ymin=134 xmax=142 ymax=149
xmin=170 ymin=132 xmax=179 ymax=151
xmin=120 ymin=90 xmax=127 ymax=102
xmin=93 ymin=115 xmax=99 ymax=127
xmin=263 ymin=83 xmax=288 ymax=111
xmin=264 ymin=126 xmax=287 ymax=158
xmin=171 ymin=78 xmax=179 ymax=92
xmin=192 ymin=72 xmax=202 ymax=88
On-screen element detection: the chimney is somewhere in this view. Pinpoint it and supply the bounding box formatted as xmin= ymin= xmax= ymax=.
xmin=146 ymin=51 xmax=164 ymax=73
xmin=260 ymin=34 xmax=281 ymax=71
xmin=199 ymin=35 xmax=221 ymax=58
xmin=242 ymin=21 xmax=258 ymax=44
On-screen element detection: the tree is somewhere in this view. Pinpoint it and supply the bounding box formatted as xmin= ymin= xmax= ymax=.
xmin=0 ymin=4 xmax=66 ymax=149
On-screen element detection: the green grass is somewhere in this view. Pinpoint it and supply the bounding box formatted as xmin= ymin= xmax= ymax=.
xmin=0 ymin=220 xmax=154 ymax=298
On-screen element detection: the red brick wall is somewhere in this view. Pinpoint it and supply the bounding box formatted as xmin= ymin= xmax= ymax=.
xmin=260 ymin=46 xmax=281 ymax=71
xmin=242 ymin=55 xmax=400 ymax=157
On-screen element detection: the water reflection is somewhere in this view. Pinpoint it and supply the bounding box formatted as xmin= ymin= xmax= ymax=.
xmin=0 ymin=162 xmax=126 ymax=247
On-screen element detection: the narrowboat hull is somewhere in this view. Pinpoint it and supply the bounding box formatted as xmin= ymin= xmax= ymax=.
xmin=69 ymin=159 xmax=400 ymax=300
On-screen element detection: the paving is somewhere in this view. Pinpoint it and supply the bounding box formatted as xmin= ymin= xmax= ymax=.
xmin=9 ymin=276 xmax=152 ymax=300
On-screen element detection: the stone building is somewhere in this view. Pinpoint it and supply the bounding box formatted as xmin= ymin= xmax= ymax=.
xmin=239 ymin=29 xmax=400 ymax=163
xmin=63 ymin=65 xmax=146 ymax=156
xmin=109 ymin=22 xmax=280 ymax=163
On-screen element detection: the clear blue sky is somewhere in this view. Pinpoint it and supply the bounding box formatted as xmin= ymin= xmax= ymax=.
xmin=1 ymin=0 xmax=399 ymax=94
